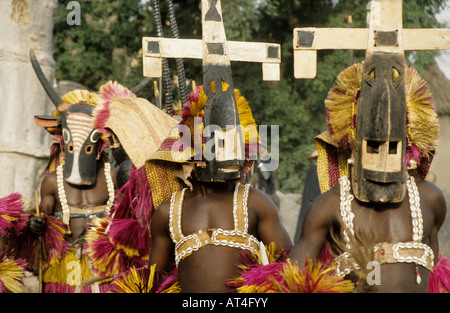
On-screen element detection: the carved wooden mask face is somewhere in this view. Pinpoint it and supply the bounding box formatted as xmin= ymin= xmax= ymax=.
xmin=196 ymin=70 xmax=244 ymax=182
xmin=60 ymin=104 xmax=100 ymax=186
xmin=352 ymin=52 xmax=407 ymax=203
xmin=30 ymin=49 xmax=101 ymax=186
xmin=35 ymin=104 xmax=100 ymax=186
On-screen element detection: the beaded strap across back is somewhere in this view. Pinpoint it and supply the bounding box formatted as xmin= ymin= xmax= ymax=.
xmin=169 ymin=183 xmax=260 ymax=267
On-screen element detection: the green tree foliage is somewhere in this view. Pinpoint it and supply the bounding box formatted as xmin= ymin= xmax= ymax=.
xmin=53 ymin=0 xmax=154 ymax=91
xmin=53 ymin=0 xmax=448 ymax=193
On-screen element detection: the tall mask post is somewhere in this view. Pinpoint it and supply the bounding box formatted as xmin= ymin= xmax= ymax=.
xmin=141 ymin=0 xmax=281 ymax=182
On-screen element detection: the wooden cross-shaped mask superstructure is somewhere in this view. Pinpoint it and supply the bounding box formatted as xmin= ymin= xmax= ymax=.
xmin=143 ymin=0 xmax=281 ymax=82
xmin=142 ymin=0 xmax=281 ymax=182
xmin=293 ymin=0 xmax=450 ymax=79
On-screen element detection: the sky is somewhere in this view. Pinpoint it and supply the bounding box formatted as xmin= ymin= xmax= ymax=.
xmin=435 ymin=2 xmax=450 ymax=79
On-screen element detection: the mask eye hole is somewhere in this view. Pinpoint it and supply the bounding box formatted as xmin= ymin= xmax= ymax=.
xmin=366 ymin=140 xmax=380 ymax=154
xmin=368 ymin=68 xmax=376 ymax=81
xmin=85 ymin=145 xmax=94 ymax=155
xmin=67 ymin=143 xmax=74 ymax=154
xmin=90 ymin=130 xmax=100 ymax=143
xmin=389 ymin=141 xmax=398 ymax=154
xmin=63 ymin=128 xmax=71 ymax=144
xmin=392 ymin=67 xmax=400 ymax=82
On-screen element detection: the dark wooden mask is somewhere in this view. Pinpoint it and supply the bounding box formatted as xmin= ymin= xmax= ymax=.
xmin=352 ymin=52 xmax=407 ymax=203
xmin=31 ymin=49 xmax=100 ymax=186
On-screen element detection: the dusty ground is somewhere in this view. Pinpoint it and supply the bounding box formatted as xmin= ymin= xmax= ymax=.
xmin=276 ymin=191 xmax=302 ymax=243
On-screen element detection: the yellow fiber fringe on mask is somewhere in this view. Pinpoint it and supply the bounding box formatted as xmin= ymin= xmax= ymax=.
xmin=325 ymin=62 xmax=363 ymax=149
xmin=63 ymin=89 xmax=99 ymax=106
xmin=49 ymin=90 xmax=99 ymax=120
xmin=49 ymin=89 xmax=107 ymax=142
xmin=325 ymin=62 xmax=438 ymax=157
xmin=186 ymin=82 xmax=259 ymax=145
xmin=405 ymin=66 xmax=439 ymax=159
xmin=235 ymin=88 xmax=260 ymax=145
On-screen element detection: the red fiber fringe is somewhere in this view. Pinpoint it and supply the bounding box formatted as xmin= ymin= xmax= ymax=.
xmin=428 ymin=255 xmax=450 ymax=293
xmin=0 ymin=193 xmax=28 ymax=237
xmin=85 ymin=165 xmax=154 ymax=276
xmin=5 ymin=213 xmax=68 ymax=271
